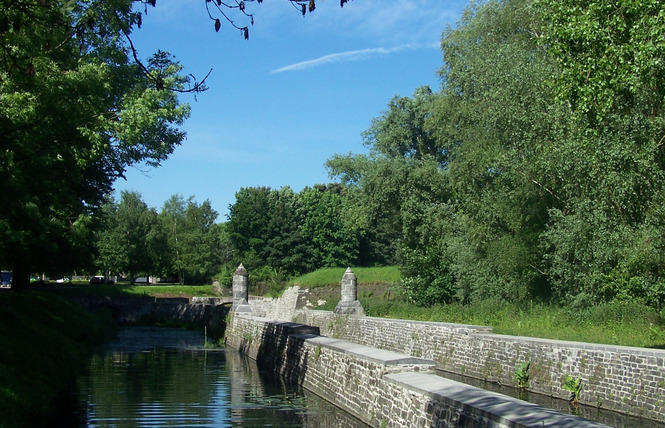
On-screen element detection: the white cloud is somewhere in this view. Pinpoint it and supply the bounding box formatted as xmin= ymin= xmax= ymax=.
xmin=300 ymin=0 xmax=462 ymax=45
xmin=271 ymin=44 xmax=421 ymax=73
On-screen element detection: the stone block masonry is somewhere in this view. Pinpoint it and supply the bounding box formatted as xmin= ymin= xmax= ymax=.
xmin=293 ymin=310 xmax=665 ymax=423
xmin=226 ymin=313 xmax=611 ymax=428
xmin=65 ymin=295 xmax=230 ymax=337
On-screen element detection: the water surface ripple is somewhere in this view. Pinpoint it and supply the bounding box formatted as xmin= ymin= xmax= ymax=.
xmin=75 ymin=327 xmax=366 ymax=427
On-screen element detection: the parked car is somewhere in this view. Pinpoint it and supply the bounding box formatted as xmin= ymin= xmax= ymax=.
xmin=0 ymin=271 xmax=11 ymax=287
xmin=90 ymin=276 xmax=114 ymax=285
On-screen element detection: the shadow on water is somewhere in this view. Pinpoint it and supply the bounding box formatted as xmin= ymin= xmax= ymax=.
xmin=64 ymin=327 xmax=366 ymax=428
xmin=435 ymin=370 xmax=665 ymax=428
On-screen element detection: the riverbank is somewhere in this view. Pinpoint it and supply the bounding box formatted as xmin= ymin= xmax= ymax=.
xmin=0 ymin=291 xmax=116 ymax=428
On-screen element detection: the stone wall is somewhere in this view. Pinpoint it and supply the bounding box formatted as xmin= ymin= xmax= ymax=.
xmin=226 ymin=314 xmax=610 ymax=428
xmin=66 ymin=295 xmax=230 ymax=337
xmin=293 ymin=310 xmax=665 ymax=422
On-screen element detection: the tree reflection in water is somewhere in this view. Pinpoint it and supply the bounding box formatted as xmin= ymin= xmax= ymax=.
xmin=76 ymin=327 xmax=366 ymax=427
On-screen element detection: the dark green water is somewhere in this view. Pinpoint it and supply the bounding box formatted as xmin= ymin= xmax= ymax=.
xmin=72 ymin=327 xmax=366 ymax=427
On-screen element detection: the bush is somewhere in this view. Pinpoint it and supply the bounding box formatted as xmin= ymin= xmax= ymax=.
xmin=249 ymin=265 xmax=289 ymax=297
xmin=399 ymin=246 xmax=455 ymax=306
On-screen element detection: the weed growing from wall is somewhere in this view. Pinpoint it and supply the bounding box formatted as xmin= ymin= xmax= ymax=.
xmin=563 ymin=374 xmax=583 ymax=405
xmin=513 ymin=361 xmax=531 ymax=389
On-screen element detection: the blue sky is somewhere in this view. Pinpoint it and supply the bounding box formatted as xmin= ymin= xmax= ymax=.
xmin=113 ymin=0 xmax=468 ymax=219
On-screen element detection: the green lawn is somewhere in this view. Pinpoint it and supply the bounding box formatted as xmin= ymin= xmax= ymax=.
xmin=291 ymin=266 xmax=400 ymax=287
xmin=46 ymin=282 xmax=218 ymax=298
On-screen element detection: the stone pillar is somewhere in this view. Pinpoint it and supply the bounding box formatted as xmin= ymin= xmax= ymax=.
xmin=232 ymin=263 xmax=252 ymax=313
xmin=334 ymin=267 xmax=365 ymax=316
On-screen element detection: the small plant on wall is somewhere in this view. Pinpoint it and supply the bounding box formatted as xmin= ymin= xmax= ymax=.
xmin=513 ymin=361 xmax=531 ymax=390
xmin=562 ymin=374 xmax=583 ymax=405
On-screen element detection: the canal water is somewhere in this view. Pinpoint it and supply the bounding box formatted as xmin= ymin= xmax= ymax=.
xmin=71 ymin=327 xmax=367 ymax=427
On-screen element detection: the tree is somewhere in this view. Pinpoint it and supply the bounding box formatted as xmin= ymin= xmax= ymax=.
xmin=226 ymin=184 xmax=362 ymax=274
xmin=94 ymin=198 xmax=126 ymax=279
xmin=113 ymin=191 xmax=159 ymax=282
xmin=226 ymin=186 xmax=274 ymax=270
xmin=327 ymin=87 xmax=444 ymax=268
xmin=431 ymin=0 xmax=665 ymax=307
xmin=159 ymin=195 xmax=220 ymax=284
xmin=328 ymin=0 xmax=562 ymax=305
xmin=1 ymin=1 xmax=191 ymax=287
xmin=362 ymin=86 xmax=446 ymax=164
xmin=299 ymin=184 xmax=359 ymax=269
xmin=264 ymin=186 xmax=310 ymax=274
xmin=434 ymin=0 xmax=559 ymax=302
xmin=536 ymin=0 xmax=665 ymax=125
xmin=535 ymin=0 xmax=665 ymax=307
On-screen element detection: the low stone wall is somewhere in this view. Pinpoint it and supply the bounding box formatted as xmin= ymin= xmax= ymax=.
xmin=66 ymin=295 xmax=230 ymax=337
xmin=293 ymin=310 xmax=665 ymax=422
xmin=226 ymin=314 xmax=610 ymax=428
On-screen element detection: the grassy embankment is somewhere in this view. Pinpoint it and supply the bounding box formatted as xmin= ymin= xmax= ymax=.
xmin=0 ymin=291 xmax=116 ymax=428
xmin=291 ymin=266 xmax=665 ymax=349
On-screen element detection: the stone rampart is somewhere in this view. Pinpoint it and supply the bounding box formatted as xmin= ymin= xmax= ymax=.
xmin=293 ymin=310 xmax=665 ymax=422
xmin=66 ymin=295 xmax=230 ymax=337
xmin=226 ymin=314 xmax=610 ymax=428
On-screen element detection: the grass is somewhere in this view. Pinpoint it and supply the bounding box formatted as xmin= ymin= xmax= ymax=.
xmin=291 ymin=266 xmax=401 ymax=287
xmin=362 ymin=296 xmax=665 ymax=348
xmin=45 ymin=282 xmax=217 ymax=298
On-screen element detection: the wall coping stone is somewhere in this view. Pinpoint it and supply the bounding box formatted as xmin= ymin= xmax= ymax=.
xmin=307 ymin=309 xmax=494 ymax=333
xmin=385 ymin=372 xmax=612 ymax=428
xmin=478 ymin=332 xmax=665 ymax=356
xmin=265 ymin=319 xmax=321 ymax=336
xmin=297 ymin=334 xmax=436 ymax=366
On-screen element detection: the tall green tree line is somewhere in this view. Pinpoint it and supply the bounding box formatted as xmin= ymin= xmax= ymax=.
xmin=95 ymin=191 xmax=227 ymax=284
xmin=225 ymin=184 xmax=362 ymax=275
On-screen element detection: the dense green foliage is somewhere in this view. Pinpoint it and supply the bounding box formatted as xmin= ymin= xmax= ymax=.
xmin=5 ymin=0 xmax=664 ymax=317
xmin=0 ymin=291 xmax=115 ymax=427
xmin=0 ymin=1 xmax=191 ymax=287
xmin=323 ymin=0 xmax=665 ymax=310
xmin=94 ymin=191 xmax=227 ymax=284
xmin=78 ymin=0 xmax=665 ymax=312
xmin=225 ymin=184 xmax=362 ymax=275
